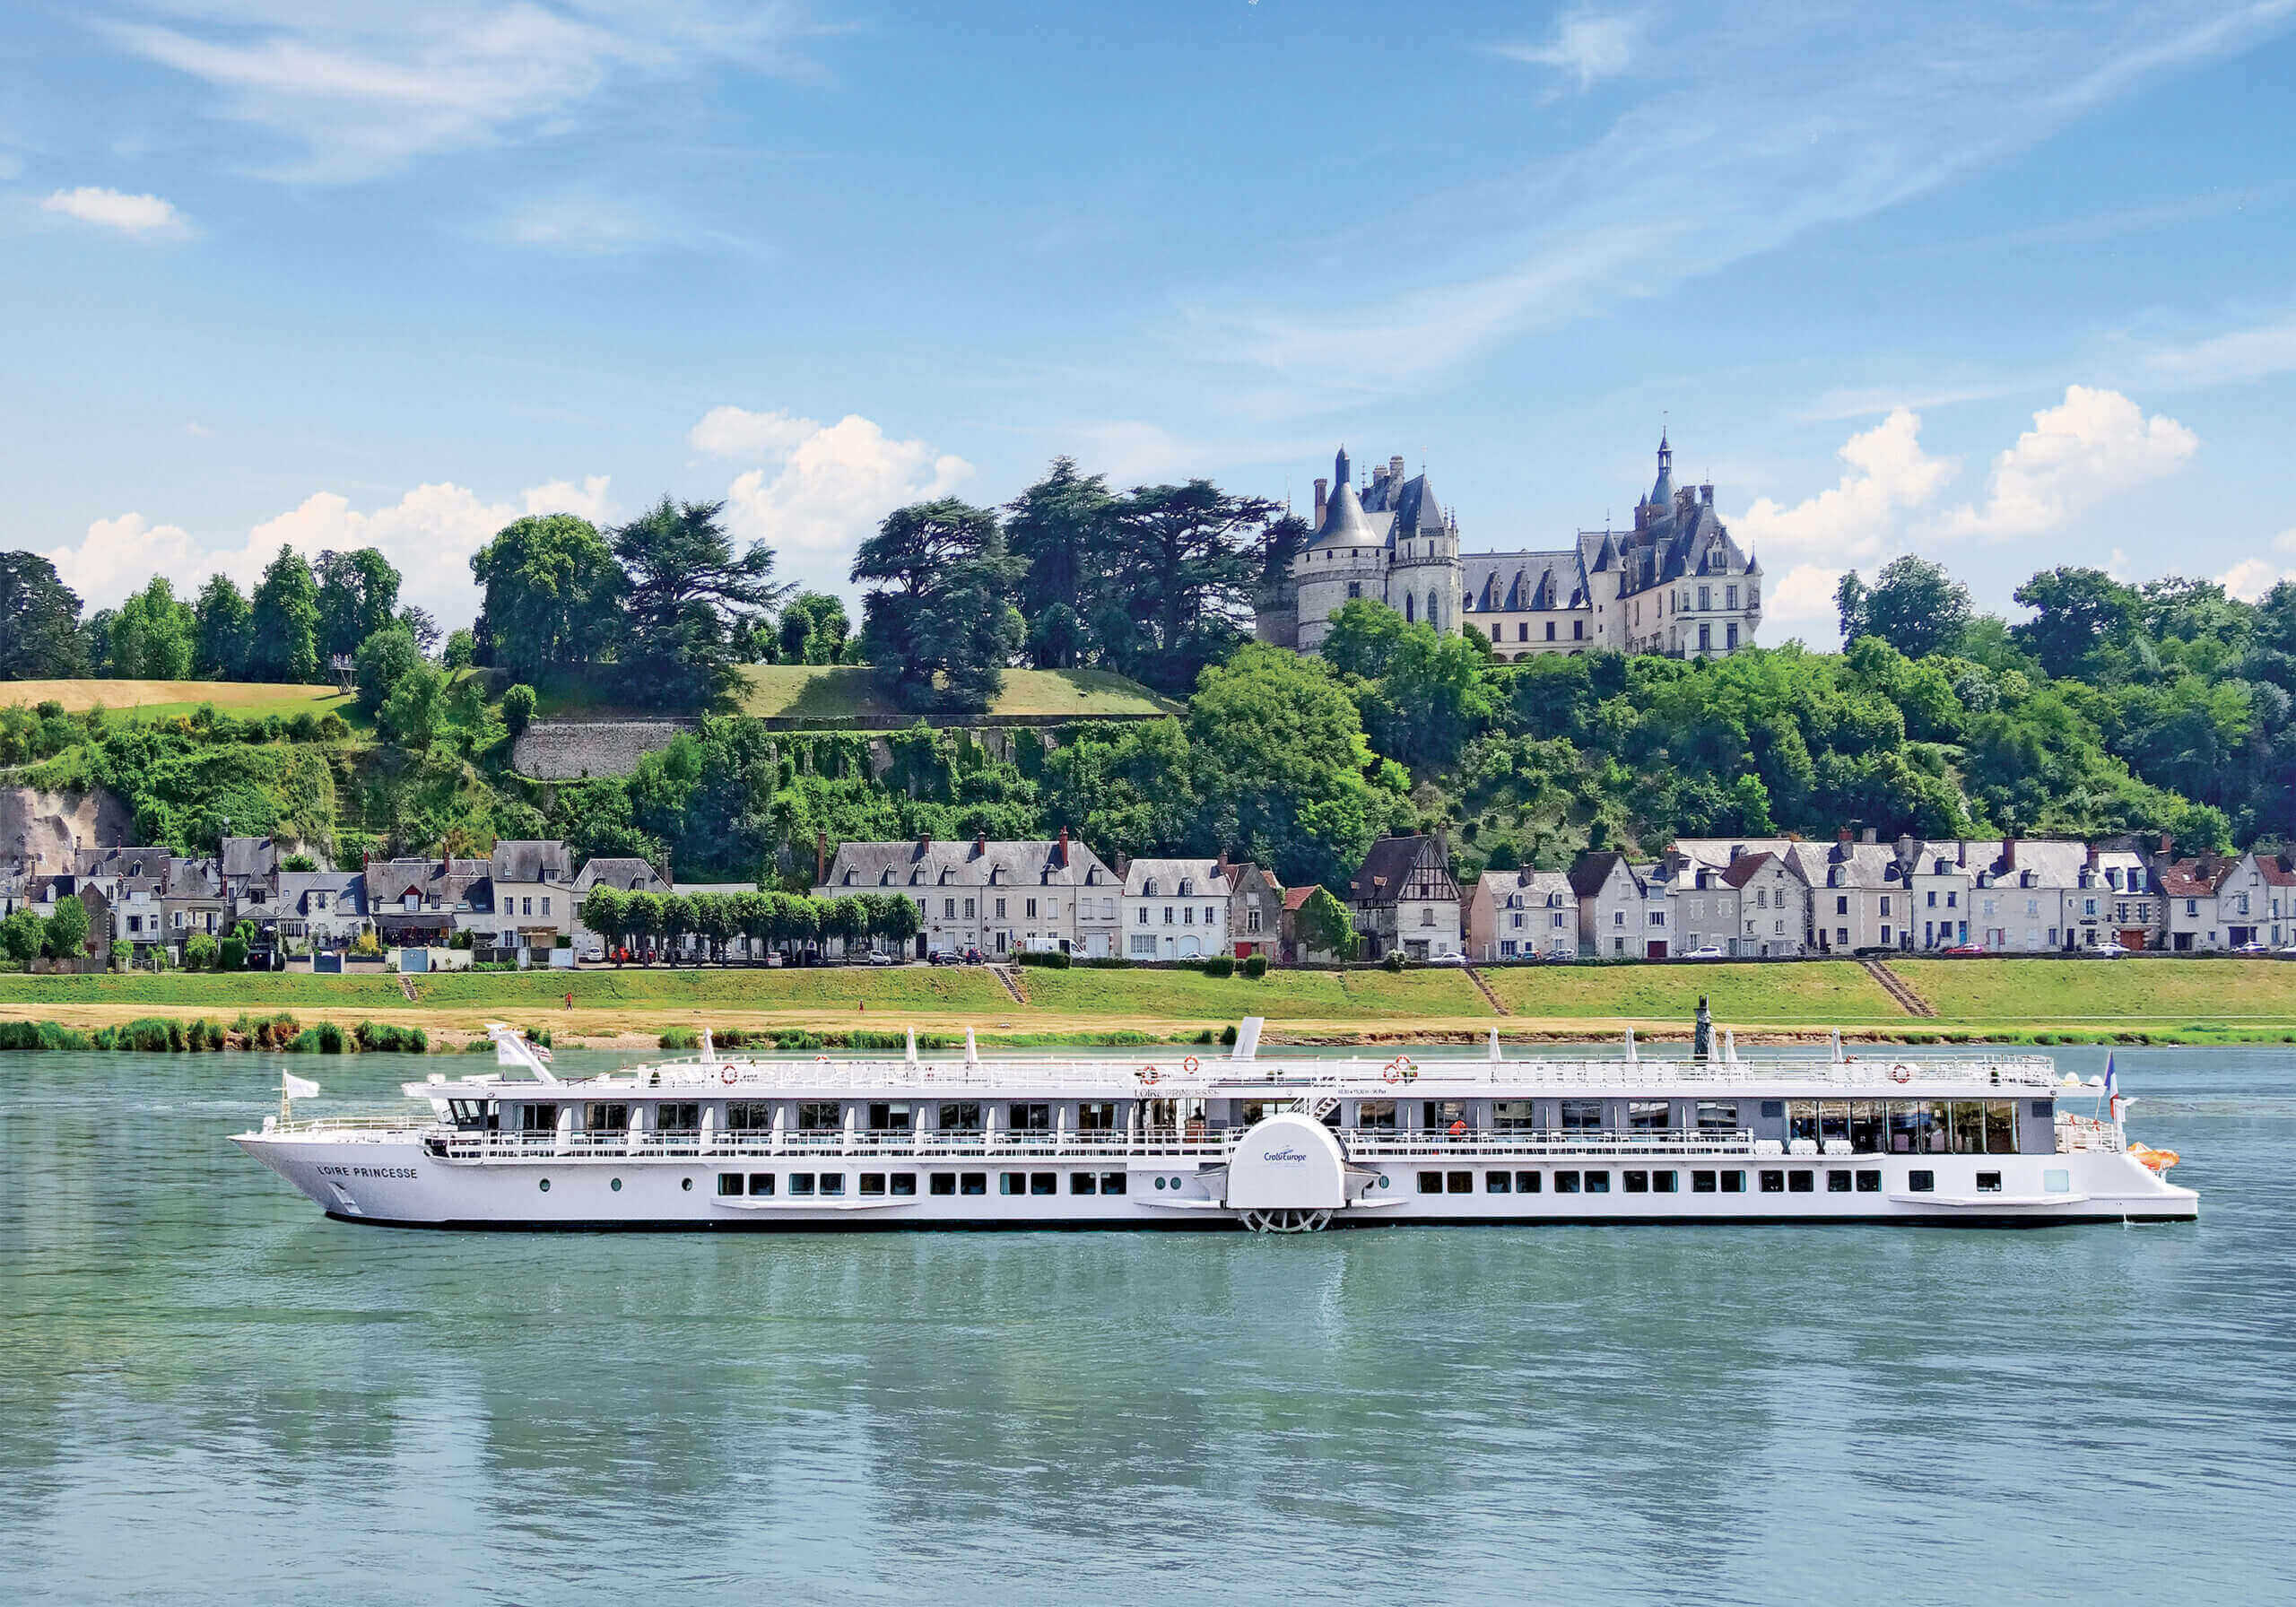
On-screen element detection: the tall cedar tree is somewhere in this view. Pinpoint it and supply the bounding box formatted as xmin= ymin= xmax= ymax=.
xmin=0 ymin=553 xmax=87 ymax=679
xmin=610 ymin=497 xmax=789 ymax=710
xmin=469 ymin=514 xmax=625 ymax=683
xmin=1103 ymin=481 xmax=1280 ymax=695
xmin=853 ymin=499 xmax=1026 ymax=715
xmin=1005 ymin=458 xmax=1118 ymax=667
xmin=248 ymin=547 xmax=321 ymax=683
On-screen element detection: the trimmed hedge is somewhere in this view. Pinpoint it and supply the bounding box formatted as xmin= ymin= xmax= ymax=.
xmin=1016 ymin=950 xmax=1073 ymax=969
xmin=1241 ymin=954 xmax=1268 ymax=978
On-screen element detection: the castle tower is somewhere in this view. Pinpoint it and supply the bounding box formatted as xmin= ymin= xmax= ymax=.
xmin=1385 ymin=456 xmax=1462 ymax=636
xmin=1293 ymin=447 xmax=1391 ymax=655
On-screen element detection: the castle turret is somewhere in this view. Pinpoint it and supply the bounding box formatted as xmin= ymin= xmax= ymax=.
xmin=1293 ymin=447 xmax=1390 ymax=655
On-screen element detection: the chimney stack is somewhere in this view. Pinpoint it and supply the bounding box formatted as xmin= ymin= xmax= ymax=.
xmin=2003 ymin=838 xmax=2018 ymax=869
xmin=1860 ymin=828 xmax=1877 ymax=845
xmin=2158 ymin=832 xmax=2173 ymax=856
xmin=974 ymin=830 xmax=987 ymax=856
xmin=815 ymin=830 xmax=827 ymax=886
xmin=1390 ymin=455 xmax=1405 ymax=484
xmin=1313 ymin=477 xmax=1328 ymax=526
xmin=1057 ymin=825 xmax=1070 ymax=867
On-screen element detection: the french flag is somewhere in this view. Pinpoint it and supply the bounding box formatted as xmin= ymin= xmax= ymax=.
xmin=2103 ymin=1054 xmax=2121 ymax=1123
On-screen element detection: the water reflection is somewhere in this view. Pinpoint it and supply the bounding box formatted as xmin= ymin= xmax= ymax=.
xmin=2 ymin=1047 xmax=2291 ymax=1604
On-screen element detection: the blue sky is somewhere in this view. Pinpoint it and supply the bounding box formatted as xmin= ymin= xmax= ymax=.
xmin=6 ymin=1 xmax=2296 ymax=641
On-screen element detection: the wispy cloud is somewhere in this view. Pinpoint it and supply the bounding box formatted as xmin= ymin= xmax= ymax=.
xmin=39 ymin=185 xmax=188 ymax=236
xmin=1488 ymin=10 xmax=1644 ymax=89
xmin=2141 ymin=313 xmax=2296 ymax=387
xmin=1194 ymin=3 xmax=2296 ymax=404
xmin=96 ymin=2 xmax=822 ymax=182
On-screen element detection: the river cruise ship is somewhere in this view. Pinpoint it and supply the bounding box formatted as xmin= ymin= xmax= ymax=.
xmin=235 ymin=1019 xmax=2196 ymax=1231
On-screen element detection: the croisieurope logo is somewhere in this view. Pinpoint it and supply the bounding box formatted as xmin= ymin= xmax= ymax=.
xmin=1262 ymin=1147 xmax=1306 ymax=1164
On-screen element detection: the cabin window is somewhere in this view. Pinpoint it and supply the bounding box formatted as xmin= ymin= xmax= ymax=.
xmin=819 ymin=1174 xmax=845 ymax=1197
xmin=1561 ymin=1099 xmax=1604 ymax=1133
xmin=1788 ymin=1171 xmax=1814 ymax=1193
xmin=1008 ymin=1103 xmax=1051 ymax=1133
xmin=1492 ymin=1099 xmax=1535 ymax=1131
xmin=960 ymin=1172 xmax=987 ymax=1195
xmin=930 ymin=1172 xmax=956 ymax=1195
xmin=1001 ymin=1172 xmax=1026 ymax=1195
xmin=890 ymin=1173 xmax=916 ymax=1195
xmin=796 ymin=1101 xmax=841 ymax=1132
xmin=717 ymin=1173 xmax=744 ymax=1196
xmin=1077 ymin=1101 xmax=1117 ymax=1132
xmin=1692 ymin=1170 xmax=1718 ymax=1193
xmin=939 ymin=1102 xmax=982 ymax=1133
xmin=1485 ymin=1171 xmax=1511 ymax=1193
xmin=657 ymin=1103 xmax=700 ymax=1134
xmin=586 ymin=1102 xmax=629 ymax=1133
xmin=1760 ymin=1100 xmax=1786 ymax=1120
xmin=867 ymin=1102 xmax=912 ymax=1133
xmin=1623 ymin=1170 xmax=1648 ymax=1193
xmin=1976 ymin=1171 xmax=2003 ymax=1193
xmin=1849 ymin=1100 xmax=1886 ymax=1153
xmin=1584 ymin=1171 xmax=1610 ymax=1194
xmin=1695 ymin=1100 xmax=1737 ymax=1134
xmin=1100 ymin=1172 xmax=1126 ymax=1194
xmin=1652 ymin=1170 xmax=1677 ymax=1193
xmin=1628 ymin=1100 xmax=1669 ymax=1133
xmin=1417 ymin=1171 xmax=1444 ymax=1194
xmin=1357 ymin=1099 xmax=1397 ymax=1129
xmin=1760 ymin=1170 xmax=1785 ymax=1194
xmin=1554 ymin=1171 xmax=1581 ymax=1194
xmin=2043 ymin=1169 xmax=2070 ymax=1194
xmin=749 ymin=1174 xmax=775 ymax=1196
xmin=1787 ymin=1100 xmax=1819 ymax=1144
xmin=727 ymin=1102 xmax=773 ymax=1132
xmin=1908 ymin=1170 xmax=1935 ymax=1193
xmin=787 ymin=1174 xmax=815 ymax=1196
xmin=1515 ymin=1171 xmax=1542 ymax=1194
xmin=1828 ymin=1171 xmax=1853 ymax=1193
xmin=521 ymin=1103 xmax=559 ymax=1134
xmin=1440 ymin=1171 xmax=1469 ymax=1194
xmin=859 ymin=1173 xmax=885 ymax=1196
xmin=1070 ymin=1172 xmax=1098 ymax=1194
xmin=1720 ymin=1170 xmax=1745 ymax=1193
xmin=1857 ymin=1169 xmax=1881 ymax=1192
xmin=1031 ymin=1173 xmax=1057 ymax=1195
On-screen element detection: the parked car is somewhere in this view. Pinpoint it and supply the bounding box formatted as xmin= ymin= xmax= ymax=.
xmin=1681 ymin=944 xmax=1727 ymax=960
xmin=1428 ymin=951 xmax=1466 ymax=967
xmin=2232 ymin=942 xmax=2272 ymax=956
xmin=928 ymin=950 xmax=962 ymax=967
xmin=2085 ymin=941 xmax=2130 ymax=959
xmin=1938 ymin=942 xmax=1987 ymax=957
xmin=865 ymin=950 xmax=897 ymax=967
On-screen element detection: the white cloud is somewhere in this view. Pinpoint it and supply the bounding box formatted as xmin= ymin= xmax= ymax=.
xmin=1937 ymin=386 xmax=2196 ymax=538
xmin=690 ymin=406 xmax=822 ymax=459
xmin=39 ymin=187 xmax=187 ymax=236
xmin=1763 ymin=564 xmax=1847 ymax=644
xmin=712 ymin=411 xmax=971 ymax=596
xmin=2275 ymin=527 xmax=2296 ymax=554
xmin=46 ymin=513 xmax=204 ymax=605
xmin=1734 ymin=409 xmax=1956 ymax=561
xmin=522 ymin=474 xmax=615 ymax=523
xmin=2219 ymin=558 xmax=2292 ymax=604
xmin=2142 ymin=315 xmax=2296 ymax=388
xmin=1490 ymin=10 xmax=1642 ymax=87
xmin=100 ymin=3 xmax=818 ymax=182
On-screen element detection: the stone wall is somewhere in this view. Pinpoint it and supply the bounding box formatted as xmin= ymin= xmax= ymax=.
xmin=0 ymin=786 xmax=134 ymax=869
xmin=512 ymin=721 xmax=694 ymax=781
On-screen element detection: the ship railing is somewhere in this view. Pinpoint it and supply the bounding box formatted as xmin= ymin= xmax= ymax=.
xmin=2054 ymin=1114 xmax=2126 ymax=1153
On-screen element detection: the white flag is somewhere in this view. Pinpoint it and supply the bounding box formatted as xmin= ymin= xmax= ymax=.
xmin=282 ymin=1072 xmax=320 ymax=1100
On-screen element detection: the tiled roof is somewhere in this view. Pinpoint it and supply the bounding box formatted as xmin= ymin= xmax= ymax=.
xmin=491 ymin=838 xmax=572 ymax=884
xmin=822 ymin=839 xmax=1115 ymax=892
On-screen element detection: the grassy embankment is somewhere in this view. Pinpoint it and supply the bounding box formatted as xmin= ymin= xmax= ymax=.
xmin=0 ymin=678 xmax=359 ymax=724
xmin=0 ymin=957 xmax=2291 ymax=1049
xmin=535 ymin=665 xmax=1183 ymax=725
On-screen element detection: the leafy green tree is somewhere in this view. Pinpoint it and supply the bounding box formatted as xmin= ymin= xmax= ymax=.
xmin=249 ymin=546 xmax=321 ymax=682
xmin=1834 ymin=555 xmax=1972 ymax=659
xmin=381 ymin=660 xmax=445 ymax=747
xmin=316 ymin=549 xmax=403 ymax=661
xmin=1293 ymin=885 xmax=1360 ymax=960
xmin=622 ymin=890 xmax=664 ymax=960
xmin=685 ymin=891 xmax=735 ymax=963
xmin=183 ymin=932 xmax=220 ymax=969
xmin=502 ymin=683 xmax=537 ymax=736
xmin=777 ymin=593 xmax=851 ymax=665
xmin=102 ymin=577 xmax=196 ymax=679
xmin=1323 ymin=598 xmax=1495 ymax=769
xmin=41 ymin=893 xmax=90 ymax=960
xmin=1005 ymin=457 xmax=1118 ymax=666
xmin=1100 ymin=480 xmax=1280 ymax=694
xmin=610 ymin=497 xmax=789 ymax=710
xmin=193 ymin=574 xmax=253 ymax=680
xmin=470 ymin=514 xmax=624 ymax=683
xmin=0 ymin=553 xmax=87 ymax=679
xmin=731 ymin=890 xmax=770 ymax=961
xmin=2011 ymin=567 xmax=2139 ymax=678
xmin=396 ymin=605 xmax=441 ymax=656
xmin=854 ymin=499 xmax=1026 ymax=715
xmin=354 ymin=624 xmax=422 ymax=716
xmin=442 ymin=628 xmax=476 ymax=671
xmin=579 ymin=885 xmax=628 ymax=962
xmin=0 ymin=908 xmax=44 ymax=964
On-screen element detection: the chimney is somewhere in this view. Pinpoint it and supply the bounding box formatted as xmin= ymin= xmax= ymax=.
xmin=2086 ymin=844 xmax=2100 ymax=869
xmin=2003 ymin=838 xmax=2018 ymax=869
xmin=1057 ymin=825 xmax=1070 ymax=867
xmin=2158 ymin=832 xmax=2173 ymax=856
xmin=1313 ymin=477 xmax=1328 ymax=526
xmin=1390 ymin=455 xmax=1405 ymax=484
xmin=974 ymin=830 xmax=987 ymax=856
xmin=1372 ymin=463 xmax=1388 ymax=488
xmin=1701 ymin=484 xmax=1714 ymax=505
xmin=1215 ymin=847 xmax=1230 ymax=875
xmin=815 ymin=830 xmax=828 ymax=886
xmin=1860 ymin=828 xmax=1877 ymax=845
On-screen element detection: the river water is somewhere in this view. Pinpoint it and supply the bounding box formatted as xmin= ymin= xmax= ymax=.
xmin=3 ymin=1045 xmax=2291 ymax=1605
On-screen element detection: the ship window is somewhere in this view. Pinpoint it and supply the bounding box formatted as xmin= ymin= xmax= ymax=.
xmin=1492 ymin=1099 xmax=1535 ymax=1131
xmin=749 ymin=1173 xmax=775 ymax=1196
xmin=1652 ymin=1170 xmax=1677 ymax=1193
xmin=1827 ymin=1171 xmax=1852 ymax=1193
xmin=1908 ymin=1169 xmax=1935 ymax=1193
xmin=657 ymin=1102 xmax=700 ymax=1134
xmin=717 ymin=1172 xmax=744 ymax=1196
xmin=939 ymin=1102 xmax=982 ymax=1133
xmin=1070 ymin=1172 xmax=1098 ymax=1194
xmin=1443 ymin=1171 xmax=1470 ymax=1194
xmin=961 ymin=1172 xmax=987 ymax=1195
xmin=727 ymin=1101 xmax=773 ymax=1132
xmin=1986 ymin=1099 xmax=2018 ymax=1154
xmin=1561 ymin=1099 xmax=1604 ymax=1132
xmin=1008 ymin=1102 xmax=1051 ymax=1133
xmin=1695 ymin=1100 xmax=1737 ymax=1134
xmin=1788 ymin=1172 xmax=1814 ymax=1194
xmin=788 ymin=1174 xmax=815 ymax=1196
xmin=1950 ymin=1100 xmax=1988 ymax=1155
xmin=587 ymin=1102 xmax=629 ymax=1133
xmin=1720 ymin=1170 xmax=1745 ymax=1193
xmin=2043 ymin=1169 xmax=2070 ymax=1194
xmin=1001 ymin=1172 xmax=1025 ymax=1195
xmin=819 ymin=1174 xmax=845 ymax=1197
xmin=930 ymin=1172 xmax=956 ymax=1195
xmin=891 ymin=1173 xmax=916 ymax=1196
xmin=1486 ymin=1171 xmax=1511 ymax=1193
xmin=859 ymin=1173 xmax=885 ymax=1196
xmin=1555 ymin=1171 xmax=1581 ymax=1194
xmin=1357 ymin=1099 xmax=1397 ymax=1129
xmin=1031 ymin=1172 xmax=1057 ymax=1195
xmin=1100 ymin=1171 xmax=1126 ymax=1194
xmin=1976 ymin=1171 xmax=2003 ymax=1193
xmin=1760 ymin=1100 xmax=1785 ymax=1120
xmin=1692 ymin=1170 xmax=1718 ymax=1194
xmin=796 ymin=1101 xmax=840 ymax=1132
xmin=1787 ymin=1100 xmax=1819 ymax=1144
xmin=867 ymin=1103 xmax=912 ymax=1133
xmin=1515 ymin=1171 xmax=1542 ymax=1193
xmin=1759 ymin=1170 xmax=1785 ymax=1194
xmin=1417 ymin=1171 xmax=1443 ymax=1194
xmin=1628 ymin=1100 xmax=1669 ymax=1132
xmin=1623 ymin=1169 xmax=1648 ymax=1193
xmin=1849 ymin=1100 xmax=1885 ymax=1153
xmin=1584 ymin=1171 xmax=1610 ymax=1194
xmin=1856 ymin=1169 xmax=1881 ymax=1192
xmin=1078 ymin=1101 xmax=1118 ymax=1132
xmin=521 ymin=1103 xmax=559 ymax=1133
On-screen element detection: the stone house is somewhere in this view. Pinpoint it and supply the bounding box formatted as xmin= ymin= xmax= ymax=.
xmin=474 ymin=839 xmax=576 ymax=956
xmin=2206 ymin=850 xmax=2295 ymax=949
xmin=1121 ymin=856 xmax=1237 ymax=961
xmin=1465 ymin=869 xmax=1577 ymax=960
xmin=569 ymin=856 xmax=674 ymax=959
xmin=1672 ymin=851 xmax=1809 ymax=957
xmin=815 ymin=830 xmax=1119 ymax=959
xmin=1224 ymin=858 xmax=1283 ymax=960
xmin=161 ymin=858 xmax=229 ymax=951
xmin=365 ymin=857 xmax=490 ymax=949
xmin=1568 ymin=852 xmax=1648 ymax=959
xmin=272 ymin=870 xmax=370 ymax=951
xmin=1347 ymin=834 xmax=1462 ymax=961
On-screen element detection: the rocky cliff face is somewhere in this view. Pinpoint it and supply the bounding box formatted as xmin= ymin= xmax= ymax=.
xmin=0 ymin=786 xmax=134 ymax=868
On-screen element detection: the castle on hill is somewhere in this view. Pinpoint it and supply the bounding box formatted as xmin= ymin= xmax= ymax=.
xmin=1256 ymin=434 xmax=1762 ymax=661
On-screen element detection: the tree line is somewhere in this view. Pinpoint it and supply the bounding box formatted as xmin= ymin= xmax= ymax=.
xmin=575 ymin=885 xmax=922 ymax=963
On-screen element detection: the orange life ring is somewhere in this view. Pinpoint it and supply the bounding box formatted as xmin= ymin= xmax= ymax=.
xmin=1183 ymin=1055 xmax=1200 ymax=1074
xmin=1381 ymin=1067 xmax=1401 ymax=1085
xmin=1889 ymin=1065 xmax=1912 ymax=1084
xmin=720 ymin=1065 xmax=736 ymax=1086
xmin=1140 ymin=1066 xmax=1160 ymax=1085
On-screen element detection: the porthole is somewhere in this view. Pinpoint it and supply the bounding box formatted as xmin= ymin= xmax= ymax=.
xmin=538 ymin=1178 xmax=551 ymax=1193
xmin=1153 ymin=1176 xmax=1166 ymax=1190
xmin=1379 ymin=1174 xmax=1391 ymax=1189
xmin=681 ymin=1177 xmax=693 ymax=1192
xmin=611 ymin=1177 xmax=622 ymax=1192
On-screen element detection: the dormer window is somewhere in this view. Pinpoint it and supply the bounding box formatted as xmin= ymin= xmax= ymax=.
xmin=1178 ymin=879 xmax=1194 ymax=897
xmin=1143 ymin=878 xmax=1160 ymax=897
xmin=843 ymin=870 xmax=855 ymax=885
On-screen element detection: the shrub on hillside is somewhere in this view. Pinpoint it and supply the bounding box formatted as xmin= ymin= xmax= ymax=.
xmin=1241 ymin=954 xmax=1268 ymax=978
xmin=659 ymin=1027 xmax=700 ymax=1049
xmin=1383 ymin=951 xmax=1406 ymax=972
xmin=1201 ymin=956 xmax=1234 ymax=978
xmin=1083 ymin=956 xmax=1133 ymax=969
xmin=355 ymin=1021 xmax=429 ymax=1053
xmin=1016 ymin=950 xmax=1071 ymax=969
